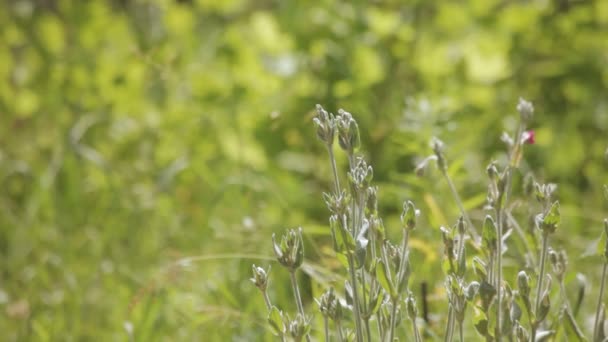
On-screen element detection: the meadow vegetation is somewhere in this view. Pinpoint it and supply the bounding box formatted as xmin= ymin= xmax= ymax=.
xmin=1 ymin=0 xmax=608 ymax=341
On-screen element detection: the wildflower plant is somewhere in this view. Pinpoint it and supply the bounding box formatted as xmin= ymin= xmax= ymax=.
xmin=250 ymin=99 xmax=607 ymax=342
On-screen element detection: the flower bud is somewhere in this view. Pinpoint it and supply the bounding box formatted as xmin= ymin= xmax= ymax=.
xmin=517 ymin=271 xmax=530 ymax=298
xmin=313 ymin=104 xmax=335 ymax=146
xmin=272 ymin=227 xmax=305 ymax=270
xmin=400 ymin=200 xmax=419 ymax=231
xmin=516 ymin=97 xmax=534 ymax=122
xmin=336 ymin=109 xmax=360 ymax=153
xmin=250 ymin=264 xmax=271 ymax=291
xmin=431 ymin=137 xmax=447 ymax=171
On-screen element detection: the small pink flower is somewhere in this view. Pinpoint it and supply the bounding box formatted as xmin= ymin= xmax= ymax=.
xmin=522 ymin=130 xmax=535 ymax=145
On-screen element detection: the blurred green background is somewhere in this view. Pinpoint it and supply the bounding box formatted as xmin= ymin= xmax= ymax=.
xmin=1 ymin=0 xmax=607 ymax=340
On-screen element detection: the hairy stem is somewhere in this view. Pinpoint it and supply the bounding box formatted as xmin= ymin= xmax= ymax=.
xmin=336 ymin=319 xmax=345 ymax=342
xmin=531 ymin=231 xmax=549 ymax=342
xmin=444 ymin=307 xmax=455 ymax=342
xmin=289 ymin=271 xmax=311 ymax=342
xmin=327 ymin=146 xmax=341 ymax=195
xmin=388 ymin=300 xmax=399 ymax=342
xmin=263 ymin=290 xmax=272 ymax=310
xmin=323 ymin=315 xmax=329 ymax=342
xmin=442 ymin=169 xmax=479 ymax=242
xmin=412 ymin=317 xmax=423 ymax=342
xmin=347 ymin=253 xmax=364 ymax=342
xmin=594 ymin=262 xmax=608 ymax=341
xmin=458 ymin=320 xmax=464 ymax=342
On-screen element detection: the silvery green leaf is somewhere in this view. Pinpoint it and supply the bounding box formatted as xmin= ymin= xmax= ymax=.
xmin=541 ymin=201 xmax=560 ymax=234
xmin=268 ymin=306 xmax=285 ymax=336
xmin=376 ymin=259 xmax=397 ymax=300
xmin=482 ymin=215 xmax=497 ymax=251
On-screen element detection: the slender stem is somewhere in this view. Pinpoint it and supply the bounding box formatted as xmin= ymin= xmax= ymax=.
xmin=496 ymin=202 xmax=504 ymax=342
xmin=495 ymin=166 xmax=514 ymax=342
xmin=442 ymin=169 xmax=480 ymax=242
xmin=534 ymin=233 xmax=549 ymax=313
xmin=397 ymin=229 xmax=410 ymax=286
xmin=326 ymin=145 xmax=363 ymax=342
xmin=388 ymin=300 xmax=399 ymax=342
xmin=531 ymin=232 xmax=549 ymax=342
xmin=444 ymin=307 xmax=454 ymax=342
xmin=327 ymin=146 xmax=341 ymax=195
xmin=412 ymin=317 xmax=423 ymax=342
xmin=336 ymin=320 xmax=345 ymax=342
xmin=507 ymin=212 xmax=537 ymax=266
xmin=347 ymin=253 xmax=364 ymax=342
xmin=290 ymin=271 xmax=305 ymax=315
xmin=458 ymin=320 xmax=464 ymax=342
xmin=594 ymin=262 xmax=608 ymax=341
xmin=364 ymin=317 xmax=372 ymax=342
xmin=323 ymin=316 xmax=330 ymax=342
xmin=290 ymin=271 xmax=311 ymax=342
xmin=262 ymin=290 xmax=272 ymax=310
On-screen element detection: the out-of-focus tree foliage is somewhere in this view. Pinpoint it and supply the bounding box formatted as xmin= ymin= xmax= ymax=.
xmin=1 ymin=0 xmax=607 ymax=340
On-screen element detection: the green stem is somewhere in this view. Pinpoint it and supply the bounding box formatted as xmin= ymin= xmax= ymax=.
xmin=458 ymin=320 xmax=464 ymax=342
xmin=336 ymin=320 xmax=345 ymax=342
xmin=347 ymin=253 xmax=364 ymax=342
xmin=323 ymin=315 xmax=330 ymax=342
xmin=327 ymin=146 xmax=341 ymax=195
xmin=263 ymin=290 xmax=272 ymax=310
xmin=388 ymin=300 xmax=399 ymax=342
xmin=290 ymin=271 xmax=311 ymax=342
xmin=496 ymin=202 xmax=504 ymax=342
xmin=444 ymin=307 xmax=455 ymax=342
xmin=442 ymin=169 xmax=480 ymax=242
xmin=412 ymin=317 xmax=423 ymax=342
xmin=364 ymin=317 xmax=372 ymax=342
xmin=531 ymin=231 xmax=549 ymax=342
xmin=594 ymin=262 xmax=608 ymax=341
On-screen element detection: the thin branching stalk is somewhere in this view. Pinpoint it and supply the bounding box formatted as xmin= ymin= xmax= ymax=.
xmin=412 ymin=318 xmax=423 ymax=342
xmin=325 ymin=145 xmax=364 ymax=342
xmin=441 ymin=169 xmax=479 ymax=242
xmin=388 ymin=300 xmax=399 ymax=342
xmin=323 ymin=315 xmax=330 ymax=342
xmin=458 ymin=320 xmax=464 ymax=342
xmin=496 ymin=166 xmax=514 ymax=341
xmin=263 ymin=291 xmax=272 ymax=311
xmin=336 ymin=319 xmax=345 ymax=342
xmin=594 ymin=262 xmax=608 ymax=341
xmin=327 ymin=146 xmax=341 ymax=195
xmin=531 ymin=231 xmax=550 ymax=342
xmin=444 ymin=307 xmax=455 ymax=342
xmin=496 ymin=202 xmax=504 ymax=341
xmin=289 ymin=271 xmax=311 ymax=342
xmin=507 ymin=212 xmax=537 ymax=266
xmin=290 ymin=271 xmax=305 ymax=315
xmin=347 ymin=253 xmax=364 ymax=342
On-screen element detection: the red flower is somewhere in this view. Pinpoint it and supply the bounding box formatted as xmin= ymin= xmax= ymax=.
xmin=522 ymin=130 xmax=535 ymax=145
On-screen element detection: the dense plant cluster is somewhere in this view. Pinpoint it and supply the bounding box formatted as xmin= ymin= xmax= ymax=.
xmin=252 ymin=100 xmax=608 ymax=341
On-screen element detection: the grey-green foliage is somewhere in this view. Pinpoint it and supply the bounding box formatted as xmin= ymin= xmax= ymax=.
xmin=253 ymin=100 xmax=607 ymax=342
